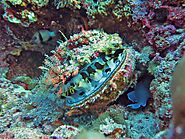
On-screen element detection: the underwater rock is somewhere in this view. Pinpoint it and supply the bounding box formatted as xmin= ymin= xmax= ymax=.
xmin=150 ymin=46 xmax=184 ymax=129
xmin=127 ymin=112 xmax=160 ymax=139
xmin=171 ymin=55 xmax=185 ymax=138
xmin=0 ymin=78 xmax=31 ymax=133
xmin=0 ymin=127 xmax=47 ymax=139
xmin=99 ymin=117 xmax=125 ymax=139
xmin=51 ymin=125 xmax=79 ymax=139
xmin=74 ymin=130 xmax=109 ymax=139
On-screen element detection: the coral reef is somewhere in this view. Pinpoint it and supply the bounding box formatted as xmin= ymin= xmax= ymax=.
xmin=126 ymin=111 xmax=161 ymax=139
xmin=149 ymin=40 xmax=184 ymax=129
xmin=51 ymin=125 xmax=79 ymax=139
xmin=52 ymin=0 xmax=81 ymax=9
xmin=99 ymin=117 xmax=125 ymax=139
xmin=0 ymin=0 xmax=185 ymax=138
xmin=21 ymin=91 xmax=64 ymax=127
xmin=2 ymin=1 xmax=37 ymax=27
xmin=85 ymin=106 xmax=127 ymax=138
xmin=1 ymin=0 xmax=49 ymax=27
xmin=86 ymin=105 xmax=161 ymax=138
xmin=0 ymin=127 xmax=47 ymax=139
xmin=0 ymin=78 xmax=31 ymax=133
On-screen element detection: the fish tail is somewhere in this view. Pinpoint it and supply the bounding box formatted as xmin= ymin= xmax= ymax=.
xmin=49 ymin=31 xmax=56 ymax=37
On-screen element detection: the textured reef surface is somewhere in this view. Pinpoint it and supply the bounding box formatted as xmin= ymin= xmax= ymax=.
xmin=0 ymin=0 xmax=185 ymax=139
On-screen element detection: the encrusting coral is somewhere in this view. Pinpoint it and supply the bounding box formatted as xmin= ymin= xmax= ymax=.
xmin=1 ymin=0 xmax=49 ymax=27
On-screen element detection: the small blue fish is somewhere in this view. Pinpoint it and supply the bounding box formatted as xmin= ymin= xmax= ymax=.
xmin=127 ymin=77 xmax=152 ymax=109
xmin=31 ymin=30 xmax=56 ymax=44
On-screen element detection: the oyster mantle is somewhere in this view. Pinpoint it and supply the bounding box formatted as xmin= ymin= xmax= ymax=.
xmin=40 ymin=30 xmax=136 ymax=115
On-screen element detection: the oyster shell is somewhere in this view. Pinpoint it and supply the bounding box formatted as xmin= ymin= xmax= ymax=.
xmin=40 ymin=30 xmax=136 ymax=115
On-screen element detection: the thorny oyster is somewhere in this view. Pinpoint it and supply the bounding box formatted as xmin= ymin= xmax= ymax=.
xmin=39 ymin=30 xmax=136 ymax=115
